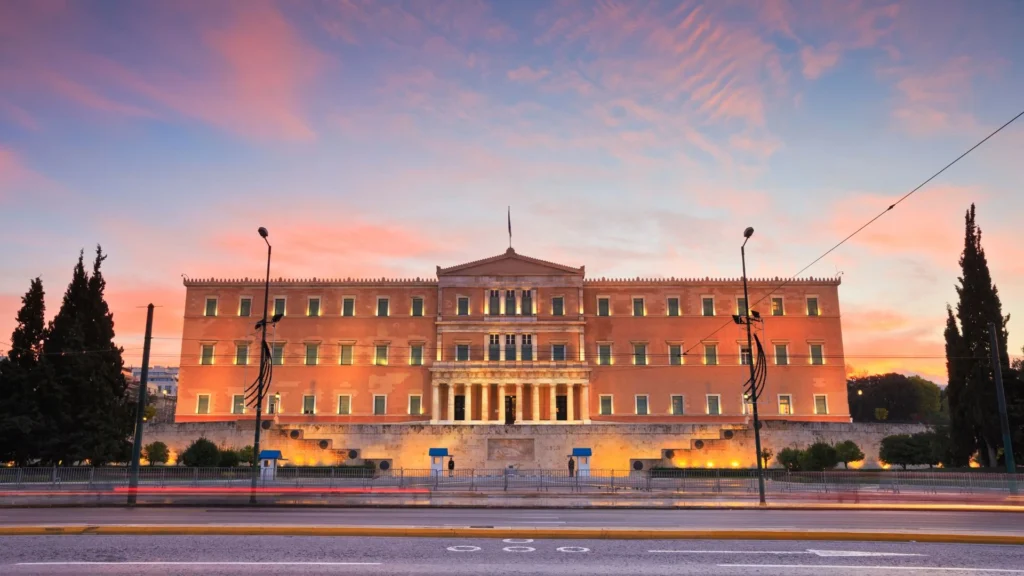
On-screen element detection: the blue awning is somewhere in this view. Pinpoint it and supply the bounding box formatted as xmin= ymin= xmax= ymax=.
xmin=428 ymin=448 xmax=449 ymax=457
xmin=258 ymin=450 xmax=284 ymax=460
xmin=571 ymin=448 xmax=592 ymax=457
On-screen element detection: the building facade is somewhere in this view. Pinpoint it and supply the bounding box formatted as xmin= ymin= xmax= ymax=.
xmin=174 ymin=248 xmax=850 ymax=426
xmin=132 ymin=366 xmax=179 ymax=396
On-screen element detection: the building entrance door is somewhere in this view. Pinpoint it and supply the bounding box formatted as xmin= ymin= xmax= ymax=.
xmin=454 ymin=395 xmax=465 ymax=421
xmin=504 ymin=395 xmax=516 ymax=425
xmin=556 ymin=395 xmax=567 ymax=421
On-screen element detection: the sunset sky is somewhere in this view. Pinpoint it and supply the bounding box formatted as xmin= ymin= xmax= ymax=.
xmin=1 ymin=0 xmax=1022 ymax=383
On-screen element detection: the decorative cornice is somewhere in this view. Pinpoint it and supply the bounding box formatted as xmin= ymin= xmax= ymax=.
xmin=437 ymin=248 xmax=584 ymax=276
xmin=184 ymin=277 xmax=438 ymax=287
xmin=584 ymin=276 xmax=841 ymax=286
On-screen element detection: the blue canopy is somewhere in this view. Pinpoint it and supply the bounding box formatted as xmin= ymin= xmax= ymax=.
xmin=428 ymin=448 xmax=449 ymax=457
xmin=258 ymin=450 xmax=284 ymax=460
xmin=571 ymin=448 xmax=592 ymax=457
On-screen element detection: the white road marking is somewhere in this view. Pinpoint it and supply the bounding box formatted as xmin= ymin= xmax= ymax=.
xmin=649 ymin=549 xmax=924 ymax=558
xmin=18 ymin=562 xmax=381 ymax=566
xmin=557 ymin=546 xmax=590 ymax=553
xmin=503 ymin=538 xmax=535 ymax=543
xmin=719 ymin=565 xmax=1024 ymax=573
xmin=503 ymin=546 xmax=536 ymax=552
xmin=649 ymin=550 xmax=807 ymax=554
xmin=510 ymin=521 xmax=566 ymax=524
xmin=446 ymin=546 xmax=482 ymax=552
xmin=808 ymin=549 xmax=925 ymax=557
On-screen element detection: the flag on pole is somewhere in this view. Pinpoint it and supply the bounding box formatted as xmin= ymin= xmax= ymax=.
xmin=507 ymin=206 xmax=512 ymax=248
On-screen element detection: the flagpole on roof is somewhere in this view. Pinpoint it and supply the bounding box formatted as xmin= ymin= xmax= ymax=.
xmin=508 ymin=206 xmax=512 ymax=249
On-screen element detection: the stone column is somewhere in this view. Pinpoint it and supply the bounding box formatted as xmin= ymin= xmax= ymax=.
xmin=581 ymin=383 xmax=590 ymax=423
xmin=578 ymin=331 xmax=586 ymax=362
xmin=431 ymin=382 xmax=440 ymax=424
xmin=447 ymin=384 xmax=455 ymax=423
xmin=515 ymin=383 xmax=524 ymax=423
xmin=465 ymin=383 xmax=474 ymax=422
xmin=499 ymin=291 xmax=506 ymax=315
xmin=532 ymin=384 xmax=540 ymax=421
xmin=498 ymin=383 xmax=505 ymax=422
xmin=531 ymin=288 xmax=538 ymax=315
xmin=549 ymin=383 xmax=557 ymax=422
xmin=567 ymin=383 xmax=575 ymax=422
xmin=480 ymin=383 xmax=489 ymax=422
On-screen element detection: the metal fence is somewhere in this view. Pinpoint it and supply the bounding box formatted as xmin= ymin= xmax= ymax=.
xmin=0 ymin=467 xmax=1021 ymax=496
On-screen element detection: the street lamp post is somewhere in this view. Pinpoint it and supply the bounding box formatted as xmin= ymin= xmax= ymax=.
xmin=250 ymin=227 xmax=272 ymax=504
xmin=741 ymin=226 xmax=768 ymax=505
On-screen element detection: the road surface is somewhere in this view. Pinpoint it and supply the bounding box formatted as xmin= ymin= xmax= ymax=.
xmin=1 ymin=507 xmax=1021 ymax=535
xmin=2 ymin=535 xmax=1023 ymax=575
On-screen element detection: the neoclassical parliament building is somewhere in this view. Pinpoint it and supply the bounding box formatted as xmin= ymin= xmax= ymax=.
xmin=175 ymin=248 xmax=851 ymax=426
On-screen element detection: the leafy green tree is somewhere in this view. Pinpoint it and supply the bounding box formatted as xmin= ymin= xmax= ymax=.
xmin=834 ymin=440 xmax=865 ymax=469
xmin=874 ymin=407 xmax=889 ymax=421
xmin=799 ymin=442 xmax=839 ymax=471
xmin=143 ymin=441 xmax=169 ymax=465
xmin=911 ymin=431 xmax=949 ymax=468
xmin=847 ymin=373 xmax=944 ymax=423
xmin=777 ymin=447 xmax=803 ymax=471
xmin=218 ymin=448 xmax=241 ymax=467
xmin=180 ymin=438 xmax=220 ymax=467
xmin=879 ymin=434 xmax=917 ymax=470
xmin=0 ymin=278 xmax=47 ymax=465
xmin=237 ymin=445 xmax=254 ymax=466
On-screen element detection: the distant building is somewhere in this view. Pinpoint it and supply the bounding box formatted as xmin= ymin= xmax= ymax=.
xmin=132 ymin=366 xmax=179 ymax=397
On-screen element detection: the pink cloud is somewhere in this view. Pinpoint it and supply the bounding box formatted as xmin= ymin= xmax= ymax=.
xmin=886 ymin=56 xmax=993 ymax=136
xmin=0 ymin=146 xmax=61 ymax=202
xmin=800 ymin=43 xmax=842 ymax=79
xmin=842 ymin=304 xmax=947 ymax=383
xmin=0 ymin=100 xmax=40 ymax=131
xmin=43 ymin=73 xmax=154 ymax=118
xmin=507 ymin=65 xmax=550 ymax=82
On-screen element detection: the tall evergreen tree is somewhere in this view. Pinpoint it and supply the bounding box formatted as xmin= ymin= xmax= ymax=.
xmin=0 ymin=278 xmax=47 ymax=465
xmin=944 ymin=305 xmax=974 ymax=466
xmin=947 ymin=204 xmax=1013 ymax=467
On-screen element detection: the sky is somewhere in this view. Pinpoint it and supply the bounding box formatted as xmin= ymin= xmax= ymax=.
xmin=1 ymin=0 xmax=1022 ymax=383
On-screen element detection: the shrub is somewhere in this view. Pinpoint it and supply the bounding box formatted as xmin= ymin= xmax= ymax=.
xmin=799 ymin=442 xmax=839 ymax=471
xmin=180 ymin=438 xmax=220 ymax=467
xmin=143 ymin=441 xmax=169 ymax=465
xmin=237 ymin=445 xmax=254 ymax=466
xmin=759 ymin=448 xmax=774 ymax=468
xmin=777 ymin=447 xmax=803 ymax=471
xmin=834 ymin=440 xmax=865 ymax=469
xmin=218 ymin=449 xmax=240 ymax=467
xmin=879 ymin=434 xmax=916 ymax=469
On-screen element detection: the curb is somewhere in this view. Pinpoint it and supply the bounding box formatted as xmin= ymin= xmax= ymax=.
xmin=0 ymin=525 xmax=1021 ymax=545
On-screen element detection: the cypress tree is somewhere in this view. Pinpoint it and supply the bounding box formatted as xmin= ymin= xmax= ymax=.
xmin=944 ymin=305 xmax=973 ymax=466
xmin=0 ymin=278 xmax=47 ymax=465
xmin=948 ymin=204 xmax=1012 ymax=467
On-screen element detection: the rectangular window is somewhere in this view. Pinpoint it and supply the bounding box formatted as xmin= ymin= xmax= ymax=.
xmin=339 ymin=344 xmax=353 ymax=366
xmin=771 ymin=297 xmax=784 ymax=316
xmin=552 ymin=296 xmax=564 ymax=316
xmin=302 ymin=395 xmax=315 ymax=415
xmin=308 ymin=297 xmax=321 ymax=317
xmin=598 ymin=344 xmax=612 ymax=366
xmin=814 ymin=394 xmax=828 ymax=415
xmin=633 ymin=343 xmax=647 ymax=366
xmin=377 ymin=298 xmax=390 ymax=317
xmin=235 ymin=344 xmax=249 ymax=366
xmin=706 ymin=395 xmax=721 ymax=415
xmin=504 ymin=334 xmax=516 ymax=361
xmin=204 ymin=297 xmax=218 ymax=317
xmin=743 ymin=393 xmax=754 ymax=415
xmin=669 ymin=344 xmax=682 ymax=366
xmin=273 ymin=297 xmax=286 ymax=316
xmin=410 ymin=344 xmax=424 ymax=366
xmin=597 ymin=297 xmax=610 ymax=317
xmin=489 ymin=334 xmax=501 ymax=361
xmin=342 ymin=297 xmax=355 ymax=317
xmin=633 ymin=297 xmax=645 ymax=317
xmin=810 ymin=344 xmax=824 ymax=365
xmin=305 ymin=343 xmax=319 ymax=366
xmin=635 ymin=395 xmax=649 ymax=415
xmin=779 ymin=395 xmax=792 ymax=415
xmin=200 ymin=344 xmax=214 ymax=365
xmin=552 ymin=344 xmax=566 ymax=362
xmin=521 ymin=334 xmax=533 ymax=361
xmin=599 ymin=395 xmax=613 ymax=415
xmin=267 ymin=395 xmax=279 ymax=415
xmin=775 ymin=344 xmax=789 ymax=366
xmin=702 ymin=296 xmax=715 ymax=317
xmin=671 ymin=395 xmax=684 ymax=415
xmin=196 ymin=394 xmax=210 ymax=414
xmin=737 ymin=297 xmax=748 ymax=317
xmin=703 ymin=344 xmax=718 ymax=366
xmin=489 ymin=290 xmax=500 ymax=315
xmin=456 ymin=344 xmax=470 ymax=362
xmin=239 ymin=297 xmax=252 ymax=317
xmin=505 ymin=290 xmax=516 ymax=315
xmin=373 ymin=395 xmax=387 ymax=416
xmin=521 ymin=289 xmax=533 ymax=315
xmin=457 ymin=296 xmax=470 ymax=316
xmin=807 ymin=297 xmax=820 ymax=316
xmin=338 ymin=395 xmax=351 ymax=415
xmin=667 ymin=297 xmax=680 ymax=316
xmin=408 ymin=395 xmax=422 ymax=415
xmin=375 ymin=345 xmax=389 ymax=366
xmin=411 ymin=297 xmax=424 ymax=317
xmin=740 ymin=345 xmax=751 ymax=365
xmin=232 ymin=394 xmax=244 ymax=414
xmin=272 ymin=343 xmax=284 ymax=366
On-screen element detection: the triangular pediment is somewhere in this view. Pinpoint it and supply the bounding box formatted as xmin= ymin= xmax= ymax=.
xmin=438 ymin=248 xmax=584 ymax=277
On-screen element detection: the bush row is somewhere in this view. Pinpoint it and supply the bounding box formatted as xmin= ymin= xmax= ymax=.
xmin=142 ymin=439 xmax=253 ymax=467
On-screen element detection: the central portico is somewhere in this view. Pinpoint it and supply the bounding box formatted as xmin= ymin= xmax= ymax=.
xmin=429 ymin=247 xmax=592 ymax=425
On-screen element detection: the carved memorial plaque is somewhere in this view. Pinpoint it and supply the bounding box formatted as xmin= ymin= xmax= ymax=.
xmin=487 ymin=438 xmax=535 ymax=461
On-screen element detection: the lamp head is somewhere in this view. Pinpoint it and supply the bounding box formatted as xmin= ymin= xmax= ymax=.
xmin=271 ymin=312 xmax=284 ymax=323
xmin=743 ymin=227 xmax=754 ymax=239
xmin=258 ymin=227 xmax=269 ymax=239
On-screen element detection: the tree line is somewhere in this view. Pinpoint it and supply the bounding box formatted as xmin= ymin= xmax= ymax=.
xmin=0 ymin=247 xmax=134 ymax=466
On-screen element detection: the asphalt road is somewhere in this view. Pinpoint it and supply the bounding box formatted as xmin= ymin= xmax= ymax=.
xmin=1 ymin=507 xmax=1022 ymax=535
xmin=2 ymin=536 xmax=1023 ymax=575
